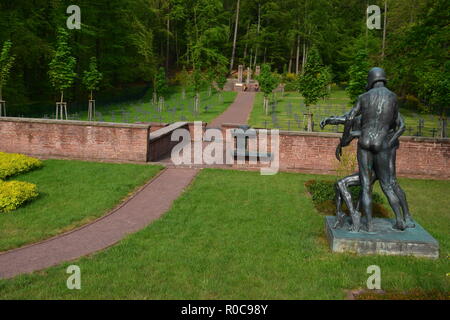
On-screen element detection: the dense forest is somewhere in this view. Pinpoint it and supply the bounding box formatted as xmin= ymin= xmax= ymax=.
xmin=0 ymin=0 xmax=448 ymax=114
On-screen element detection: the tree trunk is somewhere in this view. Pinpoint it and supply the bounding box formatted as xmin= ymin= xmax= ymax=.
xmin=288 ymin=45 xmax=293 ymax=74
xmin=0 ymin=86 xmax=2 ymax=101
xmin=382 ymin=0 xmax=387 ymax=60
xmin=61 ymin=90 xmax=64 ymax=103
xmin=166 ymin=16 xmax=170 ymax=71
xmin=253 ymin=2 xmax=261 ymax=69
xmin=230 ymin=0 xmax=240 ymax=72
xmin=296 ymin=35 xmax=300 ymax=75
xmin=243 ymin=22 xmax=250 ymax=62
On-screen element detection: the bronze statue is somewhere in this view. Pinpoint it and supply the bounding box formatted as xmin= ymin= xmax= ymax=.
xmin=321 ymin=67 xmax=415 ymax=232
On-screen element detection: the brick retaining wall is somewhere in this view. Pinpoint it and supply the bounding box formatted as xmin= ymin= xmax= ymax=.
xmin=222 ymin=123 xmax=450 ymax=179
xmin=0 ymin=117 xmax=151 ymax=162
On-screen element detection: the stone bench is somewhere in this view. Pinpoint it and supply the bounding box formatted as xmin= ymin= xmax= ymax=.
xmin=230 ymin=125 xmax=272 ymax=161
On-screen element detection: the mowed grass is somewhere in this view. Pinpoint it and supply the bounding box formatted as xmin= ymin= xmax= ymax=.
xmin=0 ymin=160 xmax=163 ymax=252
xmin=76 ymin=88 xmax=237 ymax=125
xmin=248 ymin=89 xmax=447 ymax=137
xmin=0 ymin=169 xmax=448 ymax=299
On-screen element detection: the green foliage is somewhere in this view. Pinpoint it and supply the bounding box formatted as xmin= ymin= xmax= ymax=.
xmin=257 ymin=64 xmax=279 ymax=97
xmin=0 ymin=0 xmax=446 ymax=116
xmin=0 ymin=40 xmax=15 ymax=100
xmin=0 ymin=152 xmax=43 ymax=180
xmin=297 ymin=47 xmax=332 ymax=106
xmin=154 ymin=67 xmax=168 ymax=98
xmin=173 ymin=67 xmax=190 ymax=88
xmin=346 ymin=49 xmax=369 ymax=104
xmin=0 ymin=180 xmax=38 ymax=213
xmin=214 ymin=65 xmax=228 ymax=91
xmin=82 ymin=57 xmax=103 ymax=95
xmin=187 ymin=68 xmax=206 ymax=95
xmin=0 ymin=152 xmax=42 ymax=213
xmin=385 ymin=0 xmax=449 ymax=114
xmin=415 ymin=62 xmax=450 ymax=115
xmin=48 ymin=28 xmax=77 ymax=99
xmin=305 ymin=179 xmax=384 ymax=205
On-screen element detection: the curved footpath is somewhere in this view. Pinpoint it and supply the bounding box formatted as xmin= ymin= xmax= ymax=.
xmin=0 ymin=168 xmax=198 ymax=279
xmin=0 ymin=92 xmax=254 ymax=279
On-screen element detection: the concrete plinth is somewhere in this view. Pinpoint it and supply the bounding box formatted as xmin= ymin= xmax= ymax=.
xmin=325 ymin=216 xmax=439 ymax=259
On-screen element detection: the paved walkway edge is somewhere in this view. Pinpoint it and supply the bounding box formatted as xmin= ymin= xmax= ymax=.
xmin=0 ymin=168 xmax=199 ymax=279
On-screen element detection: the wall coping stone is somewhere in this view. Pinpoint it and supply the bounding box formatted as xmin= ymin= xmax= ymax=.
xmin=221 ymin=123 xmax=450 ymax=142
xmin=149 ymin=122 xmax=188 ymax=141
xmin=0 ymin=117 xmax=152 ymax=129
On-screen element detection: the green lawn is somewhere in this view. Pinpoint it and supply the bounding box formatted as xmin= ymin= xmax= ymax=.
xmin=0 ymin=169 xmax=448 ymax=299
xmin=0 ymin=160 xmax=163 ymax=252
xmin=74 ymin=87 xmax=237 ymax=125
xmin=248 ymin=89 xmax=447 ymax=137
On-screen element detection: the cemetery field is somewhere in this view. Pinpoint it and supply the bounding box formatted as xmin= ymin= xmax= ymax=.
xmin=0 ymin=160 xmax=163 ymax=252
xmin=248 ymin=89 xmax=448 ymax=138
xmin=71 ymin=88 xmax=237 ymax=125
xmin=1 ymin=169 xmax=448 ymax=299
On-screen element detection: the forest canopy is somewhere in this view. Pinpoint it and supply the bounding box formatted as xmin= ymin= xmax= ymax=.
xmin=0 ymin=0 xmax=448 ymax=113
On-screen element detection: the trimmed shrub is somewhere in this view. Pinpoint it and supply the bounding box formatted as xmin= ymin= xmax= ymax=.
xmin=0 ymin=152 xmax=43 ymax=179
xmin=305 ymin=179 xmax=389 ymax=218
xmin=0 ymin=180 xmax=39 ymax=213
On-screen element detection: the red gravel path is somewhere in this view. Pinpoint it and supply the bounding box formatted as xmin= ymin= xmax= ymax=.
xmin=0 ymin=168 xmax=198 ymax=279
xmin=207 ymin=92 xmax=256 ymax=128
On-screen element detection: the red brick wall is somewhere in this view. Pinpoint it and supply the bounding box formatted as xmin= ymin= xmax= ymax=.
xmin=0 ymin=118 xmax=151 ymax=162
xmin=221 ymin=123 xmax=450 ymax=179
xmin=278 ymin=132 xmax=450 ymax=179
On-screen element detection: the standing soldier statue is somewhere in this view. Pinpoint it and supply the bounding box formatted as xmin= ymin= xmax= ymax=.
xmin=321 ymin=67 xmax=415 ymax=232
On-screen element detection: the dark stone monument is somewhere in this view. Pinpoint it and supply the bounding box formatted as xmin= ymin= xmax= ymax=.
xmin=320 ymin=67 xmax=439 ymax=258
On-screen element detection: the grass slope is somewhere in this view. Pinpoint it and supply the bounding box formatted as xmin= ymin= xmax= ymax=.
xmin=77 ymin=88 xmax=237 ymax=125
xmin=0 ymin=169 xmax=448 ymax=299
xmin=248 ymin=89 xmax=446 ymax=137
xmin=0 ymin=160 xmax=163 ymax=252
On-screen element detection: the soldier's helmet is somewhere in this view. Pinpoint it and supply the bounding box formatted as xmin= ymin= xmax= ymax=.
xmin=366 ymin=67 xmax=387 ymax=90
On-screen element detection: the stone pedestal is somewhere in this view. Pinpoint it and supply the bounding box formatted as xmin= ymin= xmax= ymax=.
xmin=255 ymin=65 xmax=261 ymax=76
xmin=238 ymin=65 xmax=244 ymax=83
xmin=325 ymin=216 xmax=439 ymax=259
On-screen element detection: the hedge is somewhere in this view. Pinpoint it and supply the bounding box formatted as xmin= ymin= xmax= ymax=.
xmin=305 ymin=179 xmax=390 ymax=218
xmin=0 ymin=152 xmax=43 ymax=180
xmin=0 ymin=180 xmax=39 ymax=213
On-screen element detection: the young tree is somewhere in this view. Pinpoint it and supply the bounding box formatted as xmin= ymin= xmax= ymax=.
xmin=188 ymin=67 xmax=206 ymax=114
xmin=346 ymin=49 xmax=369 ymax=104
xmin=214 ymin=65 xmax=228 ymax=102
xmin=175 ymin=67 xmax=190 ymax=100
xmin=82 ymin=57 xmax=103 ymax=121
xmin=154 ymin=67 xmax=168 ymax=112
xmin=48 ymin=28 xmax=77 ymax=119
xmin=257 ymin=64 xmax=279 ymax=115
xmin=230 ymin=0 xmax=240 ymax=72
xmin=297 ymin=47 xmax=331 ymax=106
xmin=0 ymin=40 xmax=15 ymax=116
